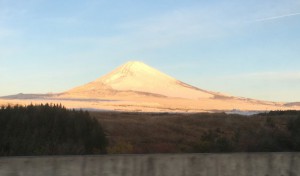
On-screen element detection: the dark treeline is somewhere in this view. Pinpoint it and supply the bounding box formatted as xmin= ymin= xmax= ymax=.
xmin=0 ymin=104 xmax=107 ymax=156
xmin=260 ymin=110 xmax=300 ymax=116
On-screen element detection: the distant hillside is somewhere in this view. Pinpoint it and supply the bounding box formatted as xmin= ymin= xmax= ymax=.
xmin=0 ymin=93 xmax=52 ymax=99
xmin=285 ymin=102 xmax=300 ymax=107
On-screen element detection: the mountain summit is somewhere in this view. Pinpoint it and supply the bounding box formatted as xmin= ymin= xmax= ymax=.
xmin=65 ymin=61 xmax=216 ymax=99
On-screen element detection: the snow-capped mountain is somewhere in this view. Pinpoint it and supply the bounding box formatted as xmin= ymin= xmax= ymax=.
xmin=1 ymin=61 xmax=298 ymax=112
xmin=63 ymin=61 xmax=223 ymax=99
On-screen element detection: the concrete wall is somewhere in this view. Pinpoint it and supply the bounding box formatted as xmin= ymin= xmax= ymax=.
xmin=0 ymin=153 xmax=300 ymax=176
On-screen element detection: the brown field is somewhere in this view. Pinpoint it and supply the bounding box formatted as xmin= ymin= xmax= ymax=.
xmin=90 ymin=111 xmax=297 ymax=154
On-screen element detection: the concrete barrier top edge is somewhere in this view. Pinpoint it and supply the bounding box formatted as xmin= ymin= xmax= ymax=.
xmin=0 ymin=152 xmax=299 ymax=160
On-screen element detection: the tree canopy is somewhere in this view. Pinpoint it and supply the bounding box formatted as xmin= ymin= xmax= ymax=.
xmin=0 ymin=104 xmax=107 ymax=156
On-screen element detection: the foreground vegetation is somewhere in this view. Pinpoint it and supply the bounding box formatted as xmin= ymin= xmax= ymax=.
xmin=0 ymin=104 xmax=107 ymax=156
xmin=1 ymin=104 xmax=300 ymax=156
xmin=91 ymin=110 xmax=300 ymax=154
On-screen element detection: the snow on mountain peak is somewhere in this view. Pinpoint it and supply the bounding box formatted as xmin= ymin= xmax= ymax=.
xmin=97 ymin=61 xmax=176 ymax=84
xmin=91 ymin=61 xmax=214 ymax=99
xmin=118 ymin=61 xmax=169 ymax=76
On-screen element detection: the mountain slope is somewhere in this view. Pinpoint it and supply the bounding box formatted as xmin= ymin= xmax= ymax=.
xmin=64 ymin=61 xmax=219 ymax=99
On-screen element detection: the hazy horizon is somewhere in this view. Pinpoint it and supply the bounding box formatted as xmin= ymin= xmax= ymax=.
xmin=1 ymin=0 xmax=300 ymax=102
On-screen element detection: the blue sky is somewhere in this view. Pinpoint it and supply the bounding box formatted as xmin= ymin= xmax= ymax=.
xmin=0 ymin=0 xmax=300 ymax=102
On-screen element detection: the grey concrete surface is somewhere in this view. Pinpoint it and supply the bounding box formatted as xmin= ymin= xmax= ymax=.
xmin=0 ymin=153 xmax=300 ymax=176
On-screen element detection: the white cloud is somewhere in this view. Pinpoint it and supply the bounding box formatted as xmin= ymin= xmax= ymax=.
xmin=60 ymin=0 xmax=300 ymax=55
xmin=0 ymin=28 xmax=17 ymax=39
xmin=118 ymin=8 xmax=238 ymax=48
xmin=254 ymin=12 xmax=300 ymax=22
xmin=192 ymin=70 xmax=300 ymax=102
xmin=0 ymin=3 xmax=28 ymax=22
xmin=61 ymin=6 xmax=244 ymax=54
xmin=45 ymin=16 xmax=82 ymax=26
xmin=249 ymin=72 xmax=300 ymax=80
xmin=224 ymin=71 xmax=300 ymax=81
xmin=115 ymin=0 xmax=300 ymax=50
